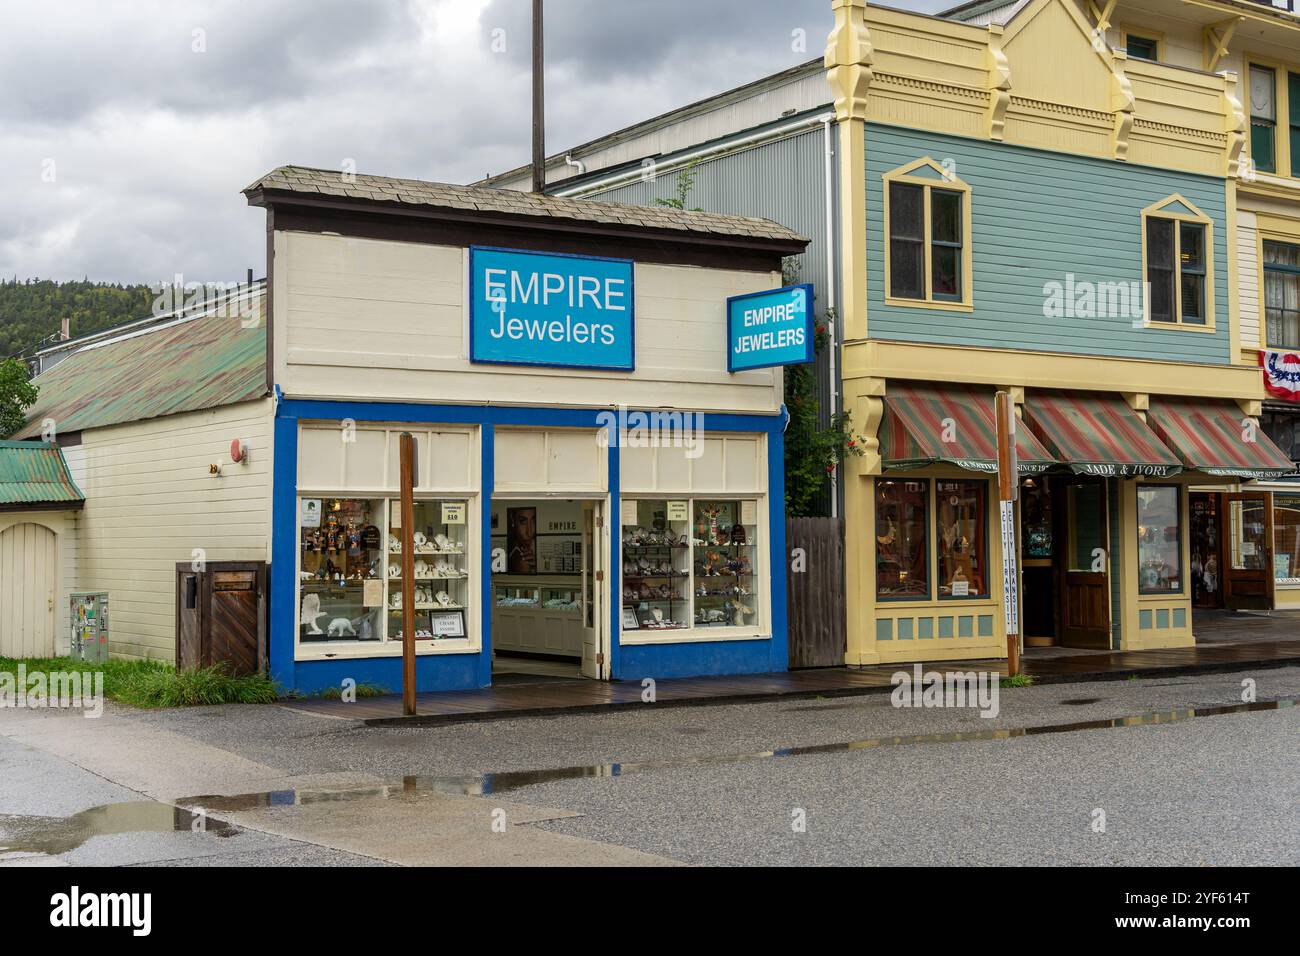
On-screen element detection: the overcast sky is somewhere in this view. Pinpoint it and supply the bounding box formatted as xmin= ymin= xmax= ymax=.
xmin=0 ymin=0 xmax=949 ymax=286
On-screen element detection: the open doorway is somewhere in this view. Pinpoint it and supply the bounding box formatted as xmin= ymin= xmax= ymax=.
xmin=489 ymin=496 xmax=606 ymax=683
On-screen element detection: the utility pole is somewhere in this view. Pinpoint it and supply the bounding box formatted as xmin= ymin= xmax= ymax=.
xmin=531 ymin=0 xmax=545 ymax=193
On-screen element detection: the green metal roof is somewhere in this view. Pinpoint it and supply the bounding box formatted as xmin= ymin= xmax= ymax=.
xmin=0 ymin=441 xmax=84 ymax=508
xmin=13 ymin=292 xmax=267 ymax=439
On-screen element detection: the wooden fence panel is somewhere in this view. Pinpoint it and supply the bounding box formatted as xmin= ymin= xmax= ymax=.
xmin=786 ymin=516 xmax=845 ymax=668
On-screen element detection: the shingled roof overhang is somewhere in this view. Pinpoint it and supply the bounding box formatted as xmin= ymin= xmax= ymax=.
xmin=244 ymin=166 xmax=810 ymax=272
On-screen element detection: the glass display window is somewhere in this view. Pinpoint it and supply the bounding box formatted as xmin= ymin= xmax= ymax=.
xmin=298 ymin=497 xmax=385 ymax=643
xmin=621 ymin=499 xmax=691 ymax=631
xmin=936 ymin=480 xmax=987 ymax=598
xmin=876 ymin=479 xmax=929 ymax=599
xmin=1137 ymin=485 xmax=1182 ymax=594
xmin=692 ymin=499 xmax=759 ymax=629
xmin=387 ymin=498 xmax=470 ymax=642
xmin=618 ymin=497 xmax=761 ymax=633
xmin=1273 ymin=494 xmax=1300 ymax=583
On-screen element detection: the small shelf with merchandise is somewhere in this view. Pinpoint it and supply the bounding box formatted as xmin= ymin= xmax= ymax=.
xmin=621 ymin=501 xmax=691 ymax=631
xmin=691 ymin=500 xmax=759 ymax=629
xmin=386 ymin=499 xmax=469 ymax=641
xmin=298 ymin=497 xmax=386 ymax=643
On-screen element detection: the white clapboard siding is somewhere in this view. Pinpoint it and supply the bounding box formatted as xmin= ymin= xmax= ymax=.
xmin=65 ymin=399 xmax=275 ymax=662
xmin=276 ymin=231 xmax=785 ymax=414
xmin=1238 ymin=210 xmax=1261 ymax=353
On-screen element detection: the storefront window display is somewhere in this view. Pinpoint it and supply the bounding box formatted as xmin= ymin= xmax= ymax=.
xmin=1020 ymin=477 xmax=1053 ymax=558
xmin=387 ymin=498 xmax=470 ymax=641
xmin=937 ymin=480 xmax=987 ymax=598
xmin=1137 ymin=485 xmax=1182 ymax=594
xmin=297 ymin=495 xmax=473 ymax=646
xmin=693 ymin=499 xmax=759 ymax=628
xmin=619 ymin=498 xmax=759 ymax=632
xmin=1273 ymin=494 xmax=1300 ymax=584
xmin=298 ymin=497 xmax=385 ymax=643
xmin=876 ymin=479 xmax=929 ymax=599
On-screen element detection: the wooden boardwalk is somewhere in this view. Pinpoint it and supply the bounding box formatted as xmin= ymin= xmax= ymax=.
xmin=280 ymin=637 xmax=1300 ymax=726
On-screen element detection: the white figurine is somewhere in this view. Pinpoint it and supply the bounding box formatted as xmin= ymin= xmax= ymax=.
xmin=388 ymin=533 xmax=400 ymax=552
xmin=326 ymin=617 xmax=356 ymax=637
xmin=300 ymin=593 xmax=326 ymax=634
xmin=388 ymin=562 xmax=402 ymax=578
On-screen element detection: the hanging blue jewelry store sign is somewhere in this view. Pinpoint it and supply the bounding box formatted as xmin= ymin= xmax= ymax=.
xmin=469 ymin=246 xmax=635 ymax=371
xmin=726 ymin=283 xmax=815 ymax=373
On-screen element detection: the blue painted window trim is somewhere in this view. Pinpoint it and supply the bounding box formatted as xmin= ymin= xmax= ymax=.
xmin=271 ymin=396 xmax=788 ymax=694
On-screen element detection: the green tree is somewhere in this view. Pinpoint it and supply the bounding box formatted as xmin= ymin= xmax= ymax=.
xmin=0 ymin=359 xmax=38 ymax=438
xmin=782 ymin=308 xmax=863 ymax=517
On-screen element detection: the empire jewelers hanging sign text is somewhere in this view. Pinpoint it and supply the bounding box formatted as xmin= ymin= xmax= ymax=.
xmin=469 ymin=246 xmax=635 ymax=371
xmin=726 ymin=283 xmax=815 ymax=373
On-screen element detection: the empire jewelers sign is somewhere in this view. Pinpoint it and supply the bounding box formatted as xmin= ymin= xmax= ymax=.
xmin=726 ymin=283 xmax=815 ymax=373
xmin=469 ymin=246 xmax=634 ymax=371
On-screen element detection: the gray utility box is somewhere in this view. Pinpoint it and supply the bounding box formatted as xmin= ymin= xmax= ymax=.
xmin=70 ymin=592 xmax=109 ymax=662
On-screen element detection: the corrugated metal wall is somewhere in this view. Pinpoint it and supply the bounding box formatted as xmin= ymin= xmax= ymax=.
xmin=585 ymin=127 xmax=840 ymax=513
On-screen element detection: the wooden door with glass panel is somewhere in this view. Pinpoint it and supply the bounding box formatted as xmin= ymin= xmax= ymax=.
xmin=1224 ymin=493 xmax=1274 ymax=611
xmin=1058 ymin=479 xmax=1110 ymax=649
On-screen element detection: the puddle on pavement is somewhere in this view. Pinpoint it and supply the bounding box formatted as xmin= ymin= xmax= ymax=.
xmin=1060 ymin=698 xmax=1104 ymax=705
xmin=0 ymin=801 xmax=238 ymax=857
xmin=6 ymin=697 xmax=1292 ymax=852
xmin=181 ymin=696 xmax=1297 ymax=806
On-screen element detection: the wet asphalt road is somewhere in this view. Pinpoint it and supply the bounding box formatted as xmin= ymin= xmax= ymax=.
xmin=0 ymin=667 xmax=1296 ymax=866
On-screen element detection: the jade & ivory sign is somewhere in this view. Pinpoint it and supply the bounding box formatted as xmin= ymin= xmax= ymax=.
xmin=469 ymin=246 xmax=634 ymax=371
xmin=726 ymin=283 xmax=815 ymax=372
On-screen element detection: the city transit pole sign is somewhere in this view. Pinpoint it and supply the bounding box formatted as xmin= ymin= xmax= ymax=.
xmin=996 ymin=390 xmax=1021 ymax=677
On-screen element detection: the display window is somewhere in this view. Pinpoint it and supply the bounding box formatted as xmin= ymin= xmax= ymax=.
xmin=876 ymin=479 xmax=930 ymax=600
xmin=1137 ymin=485 xmax=1182 ymax=593
xmin=386 ymin=498 xmax=470 ymax=642
xmin=1273 ymin=494 xmax=1300 ymax=583
xmin=936 ymin=480 xmax=987 ymax=598
xmin=618 ymin=497 xmax=760 ymax=633
xmin=297 ymin=495 xmax=473 ymax=647
xmin=298 ymin=497 xmax=385 ymax=643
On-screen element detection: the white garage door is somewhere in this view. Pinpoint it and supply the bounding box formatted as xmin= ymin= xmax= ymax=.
xmin=0 ymin=523 xmax=58 ymax=658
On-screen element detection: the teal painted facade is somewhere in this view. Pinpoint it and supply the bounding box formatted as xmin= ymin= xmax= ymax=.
xmin=864 ymin=124 xmax=1232 ymax=366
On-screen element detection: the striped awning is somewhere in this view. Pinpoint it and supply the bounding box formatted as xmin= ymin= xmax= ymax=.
xmin=880 ymin=382 xmax=1057 ymax=475
xmin=1146 ymin=399 xmax=1296 ymax=480
xmin=1022 ymin=391 xmax=1181 ymax=478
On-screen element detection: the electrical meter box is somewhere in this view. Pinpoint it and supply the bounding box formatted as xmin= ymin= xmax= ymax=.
xmin=70 ymin=592 xmax=109 ymax=663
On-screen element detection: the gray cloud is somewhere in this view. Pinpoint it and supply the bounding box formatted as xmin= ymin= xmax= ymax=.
xmin=0 ymin=0 xmax=945 ymax=285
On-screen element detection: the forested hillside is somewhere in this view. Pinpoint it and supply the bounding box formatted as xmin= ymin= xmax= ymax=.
xmin=0 ymin=278 xmax=159 ymax=360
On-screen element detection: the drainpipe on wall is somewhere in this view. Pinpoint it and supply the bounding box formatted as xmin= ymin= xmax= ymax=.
xmin=821 ymin=112 xmax=839 ymax=518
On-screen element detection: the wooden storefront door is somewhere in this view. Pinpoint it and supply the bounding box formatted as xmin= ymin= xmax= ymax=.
xmin=1057 ymin=479 xmax=1111 ymax=649
xmin=1223 ymin=493 xmax=1275 ymax=611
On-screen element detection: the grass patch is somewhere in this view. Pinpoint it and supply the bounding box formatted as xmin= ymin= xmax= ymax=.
xmin=0 ymin=656 xmax=279 ymax=708
xmin=1000 ymin=673 xmax=1035 ymax=689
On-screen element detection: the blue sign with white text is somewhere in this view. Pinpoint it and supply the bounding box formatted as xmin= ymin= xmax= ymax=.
xmin=726 ymin=283 xmax=815 ymax=373
xmin=469 ymin=246 xmax=635 ymax=371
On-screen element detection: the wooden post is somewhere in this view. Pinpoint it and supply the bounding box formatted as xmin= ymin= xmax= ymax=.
xmin=995 ymin=391 xmax=1021 ymax=677
xmin=399 ymin=432 xmax=417 ymax=715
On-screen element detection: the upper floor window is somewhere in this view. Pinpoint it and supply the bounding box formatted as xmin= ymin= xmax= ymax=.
xmin=883 ymin=158 xmax=972 ymax=311
xmin=1142 ymin=195 xmax=1215 ymax=331
xmin=1125 ymin=34 xmax=1159 ymax=62
xmin=1265 ymin=239 xmax=1300 ymax=349
xmin=1250 ymin=65 xmax=1278 ymax=175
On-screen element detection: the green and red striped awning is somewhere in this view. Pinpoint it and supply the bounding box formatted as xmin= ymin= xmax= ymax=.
xmin=1146 ymin=399 xmax=1295 ymax=480
xmin=880 ymin=382 xmax=1057 ymax=475
xmin=1022 ymin=391 xmax=1181 ymax=478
